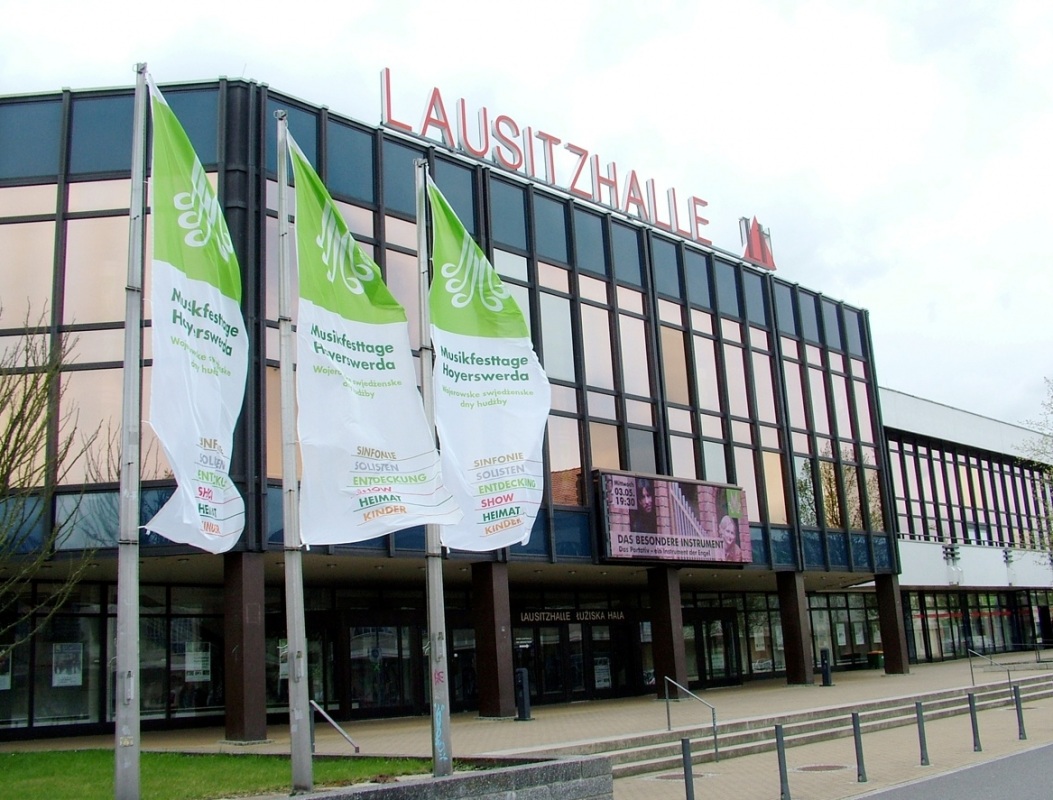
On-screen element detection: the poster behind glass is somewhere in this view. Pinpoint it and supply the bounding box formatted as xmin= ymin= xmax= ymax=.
xmin=601 ymin=472 xmax=752 ymax=564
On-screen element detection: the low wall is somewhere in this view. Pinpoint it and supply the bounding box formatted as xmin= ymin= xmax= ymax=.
xmin=305 ymin=756 xmax=613 ymax=800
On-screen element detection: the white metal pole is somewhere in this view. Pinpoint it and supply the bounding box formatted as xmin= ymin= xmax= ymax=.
xmin=415 ymin=159 xmax=454 ymax=777
xmin=276 ymin=111 xmax=313 ymax=791
xmin=115 ymin=62 xmax=148 ymax=800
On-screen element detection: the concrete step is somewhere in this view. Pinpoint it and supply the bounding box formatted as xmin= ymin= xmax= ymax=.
xmin=512 ymin=674 xmax=1053 ymax=780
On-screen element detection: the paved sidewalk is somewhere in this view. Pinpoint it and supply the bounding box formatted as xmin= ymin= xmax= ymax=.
xmin=4 ymin=657 xmax=1052 ymax=799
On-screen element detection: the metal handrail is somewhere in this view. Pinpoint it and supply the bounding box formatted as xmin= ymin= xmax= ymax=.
xmin=663 ymin=677 xmax=719 ymax=762
xmin=966 ymin=649 xmax=1013 ymax=703
xmin=310 ymin=699 xmax=360 ymax=753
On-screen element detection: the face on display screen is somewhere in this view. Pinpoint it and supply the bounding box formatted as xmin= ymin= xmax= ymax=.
xmin=602 ymin=473 xmax=752 ymax=564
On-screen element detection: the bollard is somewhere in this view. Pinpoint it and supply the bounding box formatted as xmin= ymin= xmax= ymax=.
xmin=852 ymin=712 xmax=867 ymax=782
xmin=820 ymin=648 xmax=832 ymax=687
xmin=514 ymin=667 xmax=532 ymax=721
xmin=775 ymin=724 xmax=791 ymax=800
xmin=968 ymin=692 xmax=982 ymax=751
xmin=915 ymin=701 xmax=930 ymax=766
xmin=681 ymin=738 xmax=695 ymax=800
xmin=1014 ymin=685 xmax=1027 ymax=740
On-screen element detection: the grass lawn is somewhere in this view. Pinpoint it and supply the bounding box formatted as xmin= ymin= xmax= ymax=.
xmin=3 ymin=749 xmax=433 ymax=799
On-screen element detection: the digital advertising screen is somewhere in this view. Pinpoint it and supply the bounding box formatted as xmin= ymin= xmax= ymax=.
xmin=599 ymin=472 xmax=752 ymax=564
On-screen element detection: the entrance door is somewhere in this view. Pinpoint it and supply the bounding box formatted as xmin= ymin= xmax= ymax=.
xmin=347 ymin=625 xmax=419 ymax=715
xmin=684 ymin=612 xmax=742 ymax=688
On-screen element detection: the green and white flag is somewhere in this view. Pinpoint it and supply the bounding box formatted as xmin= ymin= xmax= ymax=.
xmin=426 ymin=177 xmax=551 ymax=551
xmin=144 ymin=76 xmax=248 ymax=553
xmin=288 ymin=135 xmax=460 ymax=543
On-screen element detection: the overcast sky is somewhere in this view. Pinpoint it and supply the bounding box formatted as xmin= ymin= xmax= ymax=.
xmin=2 ymin=0 xmax=1050 ymax=429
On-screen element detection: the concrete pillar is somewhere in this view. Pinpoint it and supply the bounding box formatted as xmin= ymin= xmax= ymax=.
xmin=223 ymin=551 xmax=267 ymax=741
xmin=648 ymin=567 xmax=687 ymax=694
xmin=472 ymin=562 xmax=516 ymax=717
xmin=875 ymin=573 xmax=910 ymax=674
xmin=776 ymin=571 xmax=814 ymax=685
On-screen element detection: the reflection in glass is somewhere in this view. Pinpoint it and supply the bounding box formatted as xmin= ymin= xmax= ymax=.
xmin=808 ymin=367 xmax=830 ymax=435
xmin=854 ymin=380 xmax=875 ymax=443
xmin=0 ymin=220 xmax=54 ymax=311
xmin=547 ymin=415 xmax=583 ymax=505
xmin=693 ymin=339 xmax=721 ymax=413
xmin=703 ymin=440 xmax=727 ymax=484
xmin=619 ymin=315 xmax=650 ymax=397
xmin=795 ymin=457 xmax=819 ymax=527
xmin=660 ymin=326 xmax=690 ymax=405
xmin=589 ymin=421 xmax=621 ymax=470
xmin=627 ymin=428 xmax=657 ymax=474
xmin=763 ymin=451 xmax=788 ymax=525
xmin=723 ymin=344 xmax=749 ymax=417
xmin=820 ymin=459 xmax=843 ymax=529
xmin=670 ymin=436 xmax=697 ymax=479
xmin=843 ymin=464 xmax=863 ymax=529
xmin=581 ymin=305 xmax=614 ymax=389
xmin=540 ymin=293 xmax=574 ymax=381
xmin=864 ymin=468 xmax=887 ymax=530
xmin=832 ymin=374 xmax=853 ymax=439
xmin=734 ymin=447 xmax=759 ymax=523
xmin=494 ymin=249 xmax=528 ymax=281
xmin=751 ymin=352 xmax=777 ymax=424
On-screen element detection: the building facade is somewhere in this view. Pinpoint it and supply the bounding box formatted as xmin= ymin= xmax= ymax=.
xmin=0 ymin=76 xmax=1042 ymax=741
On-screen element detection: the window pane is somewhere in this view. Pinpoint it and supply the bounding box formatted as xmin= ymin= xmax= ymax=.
xmin=611 ymin=222 xmax=642 ymax=286
xmin=434 ymin=159 xmax=475 ymax=236
xmin=619 ymin=315 xmax=649 ymax=396
xmin=808 ymin=367 xmax=830 ymax=435
xmin=59 ymin=368 xmax=121 ymax=484
xmin=670 ymin=436 xmax=697 ymax=479
xmin=68 ymin=179 xmax=131 ymax=213
xmin=832 ymin=374 xmax=853 ymax=440
xmin=548 ymin=415 xmax=583 ymax=505
xmin=693 ymin=336 xmax=721 ymax=411
xmin=64 ymin=216 xmax=128 ymax=324
xmin=70 ymin=95 xmax=134 ymax=175
xmin=0 ymin=99 xmax=62 ymax=179
xmin=652 ymin=237 xmax=681 ymax=298
xmin=764 ymin=451 xmax=788 ymax=525
xmin=703 ymin=440 xmax=727 ymax=482
xmin=581 ymin=304 xmax=614 ymax=389
xmin=685 ymin=249 xmax=711 ymax=308
xmin=783 ymin=361 xmax=806 ymax=429
xmin=714 ymin=259 xmax=740 ymax=318
xmin=752 ymin=352 xmax=777 ymax=424
xmin=540 ymin=293 xmax=575 ymax=381
xmin=0 ymin=184 xmax=57 ymax=217
xmin=799 ymin=292 xmax=820 ymax=342
xmin=327 ymin=121 xmax=374 ymax=203
xmin=844 ymin=308 xmax=864 ymax=356
xmin=822 ymin=299 xmax=843 ymax=350
xmin=742 ymin=270 xmax=766 ymax=326
xmin=844 ymin=464 xmax=864 ymax=529
xmin=0 ymin=220 xmax=54 ymax=311
xmin=723 ymin=344 xmax=749 ymax=417
xmin=734 ymin=447 xmax=759 ymax=523
xmin=627 ymin=428 xmax=656 ymax=474
xmin=854 ymin=380 xmax=875 ymax=443
xmin=534 ymin=194 xmax=568 ymax=263
xmin=795 ymin=457 xmax=819 ymax=526
xmin=589 ymin=421 xmax=620 ymax=470
xmin=774 ymin=282 xmax=797 ymax=336
xmin=381 ymin=138 xmax=421 ymax=217
xmin=573 ymin=208 xmax=606 ymax=276
xmin=490 ymin=178 xmax=526 ymax=250
xmin=385 ymin=249 xmax=421 ymax=349
xmin=820 ymin=461 xmax=842 ymax=528
xmin=660 ymin=327 xmax=690 ymax=405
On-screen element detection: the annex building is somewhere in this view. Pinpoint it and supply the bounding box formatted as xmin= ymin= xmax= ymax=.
xmin=0 ymin=75 xmax=1050 ymax=740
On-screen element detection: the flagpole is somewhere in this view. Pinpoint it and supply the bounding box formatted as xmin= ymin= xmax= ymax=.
xmin=115 ymin=61 xmax=148 ymax=800
xmin=276 ymin=111 xmax=313 ymax=792
xmin=415 ymin=159 xmax=454 ymax=777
